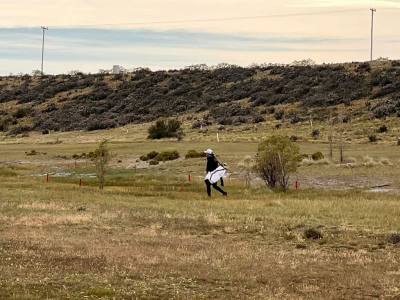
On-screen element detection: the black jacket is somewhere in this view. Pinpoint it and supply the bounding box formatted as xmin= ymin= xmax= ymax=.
xmin=206 ymin=155 xmax=219 ymax=172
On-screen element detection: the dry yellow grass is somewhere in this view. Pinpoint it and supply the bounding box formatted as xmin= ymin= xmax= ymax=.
xmin=0 ymin=171 xmax=399 ymax=299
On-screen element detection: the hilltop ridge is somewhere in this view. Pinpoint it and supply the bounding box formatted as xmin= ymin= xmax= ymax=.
xmin=1 ymin=60 xmax=400 ymax=135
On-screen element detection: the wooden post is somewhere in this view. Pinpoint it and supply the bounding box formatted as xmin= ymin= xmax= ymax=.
xmin=46 ymin=173 xmax=49 ymax=183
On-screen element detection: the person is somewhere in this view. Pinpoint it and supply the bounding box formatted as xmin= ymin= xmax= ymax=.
xmin=204 ymin=149 xmax=227 ymax=197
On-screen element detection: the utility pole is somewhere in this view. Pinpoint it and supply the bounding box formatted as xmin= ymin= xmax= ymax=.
xmin=370 ymin=8 xmax=376 ymax=61
xmin=41 ymin=26 xmax=48 ymax=75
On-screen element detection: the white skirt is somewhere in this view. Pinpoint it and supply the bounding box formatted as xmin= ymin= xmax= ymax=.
xmin=205 ymin=166 xmax=227 ymax=184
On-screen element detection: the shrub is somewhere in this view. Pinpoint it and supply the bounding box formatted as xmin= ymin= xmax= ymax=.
xmin=154 ymin=150 xmax=180 ymax=162
xmin=149 ymin=160 xmax=159 ymax=165
xmin=148 ymin=119 xmax=183 ymax=140
xmin=185 ymin=150 xmax=205 ymax=159
xmin=304 ymin=228 xmax=323 ymax=240
xmin=140 ymin=155 xmax=149 ymax=161
xmin=274 ymin=110 xmax=284 ymax=120
xmin=311 ymin=129 xmax=320 ymax=139
xmin=13 ymin=107 xmax=32 ymax=119
xmin=311 ymin=151 xmax=324 ymax=161
xmin=25 ymin=150 xmax=38 ymax=156
xmin=377 ymin=125 xmax=388 ymax=133
xmin=255 ymin=135 xmax=300 ymax=190
xmin=387 ymin=233 xmax=400 ymax=244
xmin=368 ymin=134 xmax=378 ymax=142
xmin=146 ymin=151 xmax=159 ymax=160
xmin=140 ymin=151 xmax=159 ymax=161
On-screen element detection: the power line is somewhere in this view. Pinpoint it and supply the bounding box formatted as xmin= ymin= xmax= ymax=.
xmin=41 ymin=8 xmax=365 ymax=28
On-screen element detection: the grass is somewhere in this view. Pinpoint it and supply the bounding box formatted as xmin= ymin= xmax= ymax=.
xmin=0 ymin=170 xmax=400 ymax=299
xmin=1 ymin=121 xmax=400 ymax=298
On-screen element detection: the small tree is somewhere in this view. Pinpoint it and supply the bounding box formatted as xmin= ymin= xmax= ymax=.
xmin=238 ymin=155 xmax=255 ymax=188
xmin=94 ymin=140 xmax=111 ymax=190
xmin=255 ymin=136 xmax=300 ymax=190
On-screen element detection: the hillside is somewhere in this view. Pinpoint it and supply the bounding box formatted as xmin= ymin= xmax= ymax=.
xmin=1 ymin=60 xmax=400 ymax=135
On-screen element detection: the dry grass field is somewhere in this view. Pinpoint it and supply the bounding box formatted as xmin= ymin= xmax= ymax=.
xmin=1 ymin=123 xmax=400 ymax=299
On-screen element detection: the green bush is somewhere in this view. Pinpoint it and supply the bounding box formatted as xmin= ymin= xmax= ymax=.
xmin=185 ymin=150 xmax=205 ymax=159
xmin=149 ymin=160 xmax=159 ymax=165
xmin=140 ymin=151 xmax=159 ymax=161
xmin=140 ymin=155 xmax=149 ymax=161
xmin=148 ymin=119 xmax=184 ymax=140
xmin=147 ymin=151 xmax=159 ymax=160
xmin=311 ymin=151 xmax=324 ymax=161
xmin=155 ymin=150 xmax=180 ymax=162
xmin=255 ymin=135 xmax=300 ymax=190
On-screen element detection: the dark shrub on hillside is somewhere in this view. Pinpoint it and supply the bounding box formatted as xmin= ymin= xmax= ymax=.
xmin=211 ymin=103 xmax=261 ymax=125
xmin=0 ymin=116 xmax=13 ymax=131
xmin=372 ymin=96 xmax=400 ymax=118
xmin=378 ymin=125 xmax=388 ymax=133
xmin=154 ymin=150 xmax=180 ymax=162
xmin=8 ymin=125 xmax=32 ymax=136
xmin=387 ymin=233 xmax=400 ymax=244
xmin=149 ymin=160 xmax=159 ymax=165
xmin=311 ymin=129 xmax=320 ymax=139
xmin=185 ymin=150 xmax=206 ymax=159
xmin=274 ymin=110 xmax=284 ymax=120
xmin=148 ymin=119 xmax=183 ymax=140
xmin=311 ymin=151 xmax=324 ymax=161
xmin=369 ymin=134 xmax=378 ymax=142
xmin=304 ymin=228 xmax=323 ymax=240
xmin=87 ymin=119 xmax=117 ymax=131
xmin=13 ymin=107 xmax=32 ymax=119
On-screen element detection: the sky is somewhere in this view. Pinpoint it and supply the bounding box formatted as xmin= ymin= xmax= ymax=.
xmin=0 ymin=0 xmax=399 ymax=75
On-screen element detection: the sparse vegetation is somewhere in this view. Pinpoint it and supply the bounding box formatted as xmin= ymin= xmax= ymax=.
xmin=94 ymin=140 xmax=111 ymax=190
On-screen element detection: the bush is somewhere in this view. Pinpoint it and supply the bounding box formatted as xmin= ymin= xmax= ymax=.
xmin=146 ymin=151 xmax=159 ymax=160
xmin=25 ymin=150 xmax=38 ymax=156
xmin=148 ymin=119 xmax=183 ymax=140
xmin=387 ymin=233 xmax=400 ymax=244
xmin=311 ymin=129 xmax=320 ymax=139
xmin=149 ymin=160 xmax=159 ymax=165
xmin=369 ymin=134 xmax=378 ymax=142
xmin=377 ymin=125 xmax=388 ymax=133
xmin=139 ymin=155 xmax=149 ymax=161
xmin=274 ymin=110 xmax=284 ymax=120
xmin=13 ymin=107 xmax=32 ymax=119
xmin=311 ymin=151 xmax=324 ymax=161
xmin=154 ymin=150 xmax=180 ymax=162
xmin=185 ymin=150 xmax=205 ymax=159
xmin=255 ymin=135 xmax=300 ymax=190
xmin=304 ymin=228 xmax=323 ymax=240
xmin=140 ymin=151 xmax=159 ymax=161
